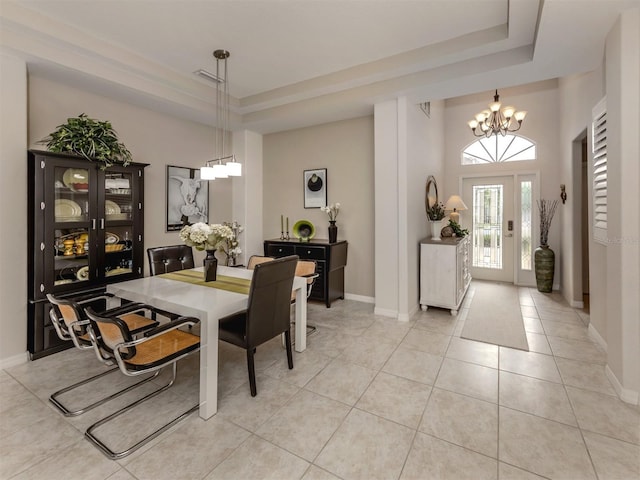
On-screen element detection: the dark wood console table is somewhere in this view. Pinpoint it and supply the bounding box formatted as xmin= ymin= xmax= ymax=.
xmin=264 ymin=239 xmax=348 ymax=307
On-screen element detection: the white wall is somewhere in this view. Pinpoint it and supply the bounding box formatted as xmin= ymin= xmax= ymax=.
xmin=603 ymin=7 xmax=640 ymax=403
xmin=374 ymin=97 xmax=445 ymax=319
xmin=558 ymin=70 xmax=604 ymax=313
xmin=443 ymin=81 xmax=562 ymax=287
xmin=263 ymin=116 xmax=375 ymax=298
xmin=0 ymin=53 xmax=28 ymax=366
xmin=232 ymin=130 xmax=264 ymax=265
xmin=27 ymin=75 xmax=232 ymax=269
xmin=374 ymin=100 xmax=400 ymax=316
xmin=0 ymin=72 xmax=242 ymax=365
xmin=558 ymin=7 xmax=640 ymax=404
xmin=403 ymin=100 xmax=445 ymax=317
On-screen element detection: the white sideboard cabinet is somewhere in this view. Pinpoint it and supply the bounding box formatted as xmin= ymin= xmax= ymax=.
xmin=419 ymin=236 xmax=471 ymax=315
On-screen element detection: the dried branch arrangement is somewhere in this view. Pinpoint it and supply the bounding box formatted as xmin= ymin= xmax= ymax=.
xmin=537 ymin=199 xmax=559 ymax=245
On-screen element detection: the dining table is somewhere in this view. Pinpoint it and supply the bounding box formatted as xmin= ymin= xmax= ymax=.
xmin=106 ymin=265 xmax=308 ymax=419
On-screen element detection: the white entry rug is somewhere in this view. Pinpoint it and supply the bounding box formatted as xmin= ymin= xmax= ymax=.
xmin=461 ymin=281 xmax=529 ymax=351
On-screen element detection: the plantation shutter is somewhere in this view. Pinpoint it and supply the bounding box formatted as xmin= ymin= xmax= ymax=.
xmin=591 ymin=97 xmax=607 ymax=244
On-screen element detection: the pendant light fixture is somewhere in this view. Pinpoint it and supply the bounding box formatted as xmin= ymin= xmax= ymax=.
xmin=201 ymin=49 xmax=242 ymax=180
xmin=467 ymin=90 xmax=527 ymax=138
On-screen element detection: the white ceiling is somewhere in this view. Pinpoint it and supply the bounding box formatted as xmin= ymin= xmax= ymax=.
xmin=2 ymin=0 xmax=639 ymax=133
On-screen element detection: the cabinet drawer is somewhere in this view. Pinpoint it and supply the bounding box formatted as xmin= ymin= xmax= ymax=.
xmin=294 ymin=245 xmax=325 ymax=260
xmin=266 ymin=244 xmax=295 ymax=257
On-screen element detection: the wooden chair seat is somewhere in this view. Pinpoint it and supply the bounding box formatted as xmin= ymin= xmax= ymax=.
xmin=45 ymin=293 xmax=161 ymax=417
xmin=84 ymin=308 xmax=201 ymax=459
xmin=125 ymin=330 xmax=200 ymax=370
xmin=119 ymin=312 xmax=159 ymax=332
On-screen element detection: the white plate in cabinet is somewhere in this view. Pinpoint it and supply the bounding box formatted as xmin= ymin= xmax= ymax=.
xmin=419 ymin=236 xmax=471 ymax=315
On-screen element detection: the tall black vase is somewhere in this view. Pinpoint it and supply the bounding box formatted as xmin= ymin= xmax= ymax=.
xmin=534 ymin=245 xmax=554 ymax=293
xmin=204 ymin=250 xmax=218 ymax=282
xmin=328 ymin=221 xmax=338 ymax=243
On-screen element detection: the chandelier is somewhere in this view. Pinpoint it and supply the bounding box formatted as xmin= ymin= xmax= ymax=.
xmin=201 ymin=49 xmax=242 ymax=180
xmin=467 ymin=90 xmax=527 ymax=138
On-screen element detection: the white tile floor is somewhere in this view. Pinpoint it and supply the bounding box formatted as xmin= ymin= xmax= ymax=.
xmin=2 ymin=282 xmax=639 ymax=480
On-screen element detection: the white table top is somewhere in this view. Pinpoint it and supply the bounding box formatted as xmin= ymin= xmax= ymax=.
xmin=108 ymin=266 xmax=253 ymax=320
xmin=107 ymin=265 xmax=307 ymax=419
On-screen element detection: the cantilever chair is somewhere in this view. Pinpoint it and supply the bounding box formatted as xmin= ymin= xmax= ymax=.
xmin=46 ymin=292 xmax=161 ymax=416
xmin=219 ymin=255 xmax=298 ymax=396
xmin=84 ymin=307 xmax=200 ymax=459
xmin=246 ymin=255 xmax=274 ymax=270
xmin=292 ymin=260 xmax=320 ymax=336
xmin=147 ymin=244 xmax=195 ymax=276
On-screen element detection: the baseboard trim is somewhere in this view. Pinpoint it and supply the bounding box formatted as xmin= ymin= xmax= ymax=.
xmin=344 ymin=293 xmax=375 ymax=304
xmin=588 ymin=324 xmax=607 ymax=351
xmin=374 ymin=307 xmax=397 ymax=318
xmin=605 ymin=365 xmax=640 ymax=405
xmin=398 ymin=304 xmax=420 ymax=322
xmin=0 ymin=351 xmax=29 ymax=370
xmin=570 ymin=300 xmax=584 ymax=308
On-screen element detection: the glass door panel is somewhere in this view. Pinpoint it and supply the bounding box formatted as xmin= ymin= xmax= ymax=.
xmin=54 ymin=166 xmax=90 ymax=222
xmin=104 ymin=171 xmax=133 ymax=221
xmin=516 ymin=174 xmax=537 ymax=286
xmin=53 ymin=228 xmax=91 ymax=285
xmin=52 ymin=166 xmax=92 ymax=286
xmin=104 ymin=170 xmax=134 ymax=278
xmin=462 ymin=176 xmax=514 ymax=282
xmin=471 ymin=184 xmax=504 ymax=270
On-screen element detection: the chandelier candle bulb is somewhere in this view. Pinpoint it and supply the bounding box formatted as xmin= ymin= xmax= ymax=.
xmin=468 ymin=90 xmax=526 ymax=138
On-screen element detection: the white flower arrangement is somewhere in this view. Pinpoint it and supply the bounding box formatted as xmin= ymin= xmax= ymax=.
xmin=220 ymin=221 xmax=243 ymax=265
xmin=179 ymin=222 xmax=234 ymax=252
xmin=321 ymin=202 xmax=340 ymax=222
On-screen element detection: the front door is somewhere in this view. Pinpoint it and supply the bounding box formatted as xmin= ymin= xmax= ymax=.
xmin=462 ymin=176 xmax=515 ymax=283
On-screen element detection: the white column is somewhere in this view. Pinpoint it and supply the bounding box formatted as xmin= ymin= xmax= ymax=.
xmin=232 ymin=130 xmax=263 ymax=265
xmin=0 ymin=52 xmax=28 ymax=365
xmin=374 ymin=100 xmax=400 ymax=317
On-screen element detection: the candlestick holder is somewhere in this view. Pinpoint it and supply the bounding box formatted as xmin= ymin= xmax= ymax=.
xmin=280 ymin=231 xmax=285 ymax=240
xmin=285 ymin=231 xmax=290 ymax=240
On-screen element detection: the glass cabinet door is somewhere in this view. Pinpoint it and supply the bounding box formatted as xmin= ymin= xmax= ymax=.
xmin=103 ymin=170 xmax=135 ymax=279
xmin=52 ymin=165 xmax=93 ymax=286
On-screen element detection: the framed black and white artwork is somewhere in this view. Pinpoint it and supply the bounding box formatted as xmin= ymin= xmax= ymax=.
xmin=303 ymin=168 xmax=327 ymax=208
xmin=166 ymin=165 xmax=209 ymax=231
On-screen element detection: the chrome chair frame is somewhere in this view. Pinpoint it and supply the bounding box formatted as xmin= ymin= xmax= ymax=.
xmin=293 ymin=260 xmax=320 ymax=337
xmin=84 ymin=309 xmax=200 ymax=459
xmin=47 ymin=293 xmax=162 ymax=417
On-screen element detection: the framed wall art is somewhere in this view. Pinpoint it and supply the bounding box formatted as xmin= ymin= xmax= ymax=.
xmin=303 ymin=168 xmax=327 ymax=208
xmin=166 ymin=165 xmax=209 ymax=231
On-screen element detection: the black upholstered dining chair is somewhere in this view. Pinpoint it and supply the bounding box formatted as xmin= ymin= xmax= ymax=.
xmin=219 ymin=255 xmax=298 ymax=396
xmin=147 ymin=244 xmax=195 ymax=276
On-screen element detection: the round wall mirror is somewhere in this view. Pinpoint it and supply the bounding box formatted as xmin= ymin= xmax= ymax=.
xmin=425 ymin=175 xmax=439 ymax=215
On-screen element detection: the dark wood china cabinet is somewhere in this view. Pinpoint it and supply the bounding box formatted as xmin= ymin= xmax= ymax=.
xmin=27 ymin=150 xmax=147 ymax=359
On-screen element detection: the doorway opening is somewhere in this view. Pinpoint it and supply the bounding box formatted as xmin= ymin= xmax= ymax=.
xmin=579 ymin=134 xmax=590 ymax=311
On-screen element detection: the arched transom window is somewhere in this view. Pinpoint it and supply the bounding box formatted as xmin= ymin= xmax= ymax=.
xmin=462 ymin=134 xmax=536 ymax=164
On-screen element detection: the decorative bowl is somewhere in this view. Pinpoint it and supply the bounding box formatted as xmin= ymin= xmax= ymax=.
xmin=292 ymin=220 xmax=316 ymax=240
